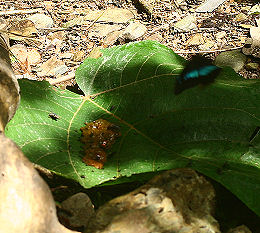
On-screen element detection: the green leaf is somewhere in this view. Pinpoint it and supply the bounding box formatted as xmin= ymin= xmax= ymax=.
xmin=6 ymin=41 xmax=260 ymax=215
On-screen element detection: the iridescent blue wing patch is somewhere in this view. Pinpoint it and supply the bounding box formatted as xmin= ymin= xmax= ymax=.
xmin=175 ymin=55 xmax=221 ymax=95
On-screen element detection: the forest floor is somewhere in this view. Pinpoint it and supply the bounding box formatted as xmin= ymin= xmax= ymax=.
xmin=0 ymin=0 xmax=259 ymax=89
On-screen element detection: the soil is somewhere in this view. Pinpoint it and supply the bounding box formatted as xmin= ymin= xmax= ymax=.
xmin=0 ymin=0 xmax=259 ymax=89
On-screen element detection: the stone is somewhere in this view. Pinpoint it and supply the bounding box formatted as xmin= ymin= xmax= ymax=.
xmin=250 ymin=26 xmax=260 ymax=41
xmin=37 ymin=57 xmax=67 ymax=77
xmin=245 ymin=62 xmax=259 ymax=70
xmin=174 ymin=15 xmax=197 ymax=31
xmin=242 ymin=38 xmax=260 ymax=58
xmin=0 ymin=135 xmax=74 ymax=233
xmin=227 ymin=225 xmax=252 ymax=233
xmin=28 ymin=13 xmax=53 ymax=28
xmin=84 ymin=8 xmax=135 ymax=24
xmin=86 ymin=169 xmax=220 ymax=233
xmin=249 ymin=4 xmax=260 ymax=15
xmin=120 ymin=21 xmax=147 ymax=41
xmin=187 ymin=33 xmax=204 ymax=46
xmin=216 ymin=31 xmax=226 ymax=40
xmin=198 ymin=39 xmax=215 ymax=50
xmin=59 ymin=193 xmax=95 ymax=229
xmin=104 ymin=30 xmax=122 ymax=46
xmin=52 ymin=64 xmax=68 ymax=76
xmin=215 ymin=50 xmax=247 ymax=72
xmin=235 ymin=13 xmax=247 ymax=22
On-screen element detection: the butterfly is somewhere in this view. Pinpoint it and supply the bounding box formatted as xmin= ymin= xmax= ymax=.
xmin=174 ymin=55 xmax=221 ymax=95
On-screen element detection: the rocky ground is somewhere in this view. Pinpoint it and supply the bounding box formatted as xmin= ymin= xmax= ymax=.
xmin=0 ymin=0 xmax=259 ymax=89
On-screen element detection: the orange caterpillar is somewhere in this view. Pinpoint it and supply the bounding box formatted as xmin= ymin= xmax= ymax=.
xmin=80 ymin=119 xmax=121 ymax=169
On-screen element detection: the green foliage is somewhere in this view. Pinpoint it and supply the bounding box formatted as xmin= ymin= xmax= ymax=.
xmin=6 ymin=41 xmax=260 ymax=215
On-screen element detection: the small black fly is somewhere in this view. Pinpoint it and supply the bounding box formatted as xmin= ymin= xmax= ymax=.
xmin=109 ymin=105 xmax=116 ymax=111
xmin=49 ymin=112 xmax=60 ymax=121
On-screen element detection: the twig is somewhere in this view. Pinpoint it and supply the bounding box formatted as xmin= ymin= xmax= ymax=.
xmin=47 ymin=72 xmax=75 ymax=85
xmin=175 ymin=46 xmax=244 ymax=54
xmin=0 ymin=29 xmax=41 ymax=41
xmin=84 ymin=10 xmax=106 ymax=30
xmin=0 ymin=9 xmax=42 ymax=15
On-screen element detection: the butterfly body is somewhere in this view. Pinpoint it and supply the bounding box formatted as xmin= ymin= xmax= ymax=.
xmin=175 ymin=55 xmax=221 ymax=94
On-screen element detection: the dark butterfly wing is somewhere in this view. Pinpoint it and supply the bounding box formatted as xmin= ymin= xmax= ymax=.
xmin=174 ymin=55 xmax=221 ymax=95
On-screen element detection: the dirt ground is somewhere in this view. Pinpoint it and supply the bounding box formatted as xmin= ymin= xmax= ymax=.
xmin=0 ymin=0 xmax=259 ymax=89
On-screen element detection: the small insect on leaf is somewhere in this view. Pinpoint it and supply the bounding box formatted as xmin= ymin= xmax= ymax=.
xmin=48 ymin=112 xmax=60 ymax=121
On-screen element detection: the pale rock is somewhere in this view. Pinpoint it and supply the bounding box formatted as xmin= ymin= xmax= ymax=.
xmin=37 ymin=57 xmax=67 ymax=77
xmin=28 ymin=13 xmax=54 ymax=29
xmin=249 ymin=4 xmax=260 ymax=15
xmin=216 ymin=31 xmax=226 ymax=40
xmin=120 ymin=21 xmax=147 ymax=41
xmin=84 ymin=8 xmax=135 ymax=24
xmin=235 ymin=13 xmax=247 ymax=22
xmin=250 ymin=26 xmax=260 ymax=41
xmin=187 ymin=33 xmax=204 ymax=46
xmin=174 ymin=15 xmax=197 ymax=31
xmin=86 ymin=169 xmax=220 ymax=233
xmin=52 ymin=64 xmax=68 ymax=76
xmin=196 ymin=0 xmax=227 ymax=13
xmin=198 ymin=40 xmax=215 ymax=50
xmin=104 ymin=30 xmax=122 ymax=46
